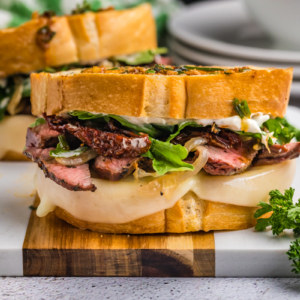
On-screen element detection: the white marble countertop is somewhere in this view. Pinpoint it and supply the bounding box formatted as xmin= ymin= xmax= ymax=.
xmin=1 ymin=277 xmax=300 ymax=300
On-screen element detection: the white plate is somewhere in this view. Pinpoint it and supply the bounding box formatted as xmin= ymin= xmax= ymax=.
xmin=168 ymin=0 xmax=300 ymax=63
xmin=169 ymin=37 xmax=300 ymax=79
xmin=170 ymin=51 xmax=300 ymax=100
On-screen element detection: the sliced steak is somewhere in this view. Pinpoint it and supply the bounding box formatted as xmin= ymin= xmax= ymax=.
xmin=138 ymin=157 xmax=155 ymax=173
xmin=24 ymin=147 xmax=96 ymax=191
xmin=44 ymin=114 xmax=152 ymax=158
xmin=172 ymin=128 xmax=242 ymax=149
xmin=204 ymin=144 xmax=258 ymax=176
xmin=254 ymin=142 xmax=300 ymax=166
xmin=25 ymin=123 xmax=60 ymax=148
xmin=93 ymin=155 xmax=139 ymax=181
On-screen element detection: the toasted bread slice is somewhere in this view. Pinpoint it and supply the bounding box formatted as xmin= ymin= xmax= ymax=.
xmin=54 ymin=192 xmax=257 ymax=234
xmin=0 ymin=4 xmax=157 ymax=78
xmin=31 ymin=66 xmax=293 ymax=119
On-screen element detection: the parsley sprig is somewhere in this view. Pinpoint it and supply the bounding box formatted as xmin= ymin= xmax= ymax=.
xmin=255 ymin=188 xmax=300 ymax=274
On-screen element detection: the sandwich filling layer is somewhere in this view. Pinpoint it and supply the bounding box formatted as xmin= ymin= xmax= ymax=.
xmin=24 ymin=101 xmax=300 ymax=196
xmin=35 ymin=160 xmax=296 ymax=223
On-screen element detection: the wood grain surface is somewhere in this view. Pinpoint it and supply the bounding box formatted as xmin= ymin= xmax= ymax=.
xmin=23 ymin=197 xmax=215 ymax=277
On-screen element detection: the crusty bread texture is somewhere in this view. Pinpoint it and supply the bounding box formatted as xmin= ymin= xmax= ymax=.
xmin=54 ymin=191 xmax=257 ymax=234
xmin=0 ymin=4 xmax=157 ymax=77
xmin=31 ymin=66 xmax=293 ymax=119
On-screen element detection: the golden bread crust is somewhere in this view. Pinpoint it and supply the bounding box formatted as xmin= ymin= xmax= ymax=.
xmin=95 ymin=4 xmax=157 ymax=58
xmin=31 ymin=67 xmax=293 ymax=118
xmin=0 ymin=4 xmax=157 ymax=77
xmin=54 ymin=192 xmax=257 ymax=234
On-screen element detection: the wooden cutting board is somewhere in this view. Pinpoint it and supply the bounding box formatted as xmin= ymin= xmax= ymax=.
xmin=23 ymin=197 xmax=215 ymax=277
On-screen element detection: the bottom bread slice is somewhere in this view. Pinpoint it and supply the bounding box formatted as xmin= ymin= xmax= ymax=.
xmin=54 ymin=191 xmax=257 ymax=234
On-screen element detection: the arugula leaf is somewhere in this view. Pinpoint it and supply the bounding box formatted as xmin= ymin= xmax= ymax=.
xmin=29 ymin=117 xmax=46 ymax=128
xmin=112 ymin=48 xmax=168 ymax=66
xmin=264 ymin=118 xmax=295 ymax=145
xmin=166 ymin=121 xmax=203 ymax=142
xmin=50 ymin=135 xmax=89 ymax=158
xmin=233 ymin=98 xmax=251 ymax=119
xmin=142 ymin=138 xmax=194 ymax=176
xmin=276 ymin=117 xmax=300 ymax=142
xmin=69 ymin=111 xmax=168 ymax=138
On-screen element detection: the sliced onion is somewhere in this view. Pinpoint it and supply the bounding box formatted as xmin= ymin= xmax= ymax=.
xmin=133 ymin=168 xmax=161 ymax=179
xmin=55 ymin=149 xmax=98 ymax=166
xmin=137 ymin=137 xmax=209 ymax=201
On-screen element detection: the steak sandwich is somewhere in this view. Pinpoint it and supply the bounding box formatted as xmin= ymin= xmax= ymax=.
xmin=24 ymin=64 xmax=298 ymax=234
xmin=0 ymin=3 xmax=162 ymax=160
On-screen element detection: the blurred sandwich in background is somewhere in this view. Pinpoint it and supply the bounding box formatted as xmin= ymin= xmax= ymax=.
xmin=0 ymin=3 xmax=165 ymax=160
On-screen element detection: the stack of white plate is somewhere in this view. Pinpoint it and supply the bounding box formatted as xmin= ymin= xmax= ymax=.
xmin=168 ymin=0 xmax=300 ymax=98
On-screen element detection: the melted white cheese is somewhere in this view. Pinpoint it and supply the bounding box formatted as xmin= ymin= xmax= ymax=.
xmin=35 ymin=160 xmax=296 ymax=224
xmin=0 ymin=115 xmax=36 ymax=159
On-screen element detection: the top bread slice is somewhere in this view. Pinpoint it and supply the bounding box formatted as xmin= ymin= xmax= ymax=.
xmin=31 ymin=66 xmax=293 ymax=119
xmin=0 ymin=4 xmax=157 ymax=78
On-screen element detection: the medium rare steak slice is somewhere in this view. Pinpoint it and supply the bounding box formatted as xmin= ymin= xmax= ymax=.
xmin=93 ymin=155 xmax=139 ymax=181
xmin=24 ymin=147 xmax=96 ymax=191
xmin=254 ymin=143 xmax=300 ymax=166
xmin=25 ymin=123 xmax=60 ymax=148
xmin=204 ymin=145 xmax=258 ymax=176
xmin=44 ymin=114 xmax=152 ymax=158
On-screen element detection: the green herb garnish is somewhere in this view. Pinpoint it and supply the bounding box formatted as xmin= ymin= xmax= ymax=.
xmin=264 ymin=119 xmax=295 ymax=145
xmin=146 ymin=69 xmax=156 ymax=74
xmin=184 ymin=66 xmax=224 ymax=72
xmin=254 ymin=188 xmax=300 ymax=274
xmin=287 ymin=239 xmax=300 ymax=274
xmin=276 ymin=117 xmax=300 ymax=141
xmin=233 ymin=98 xmax=251 ymax=119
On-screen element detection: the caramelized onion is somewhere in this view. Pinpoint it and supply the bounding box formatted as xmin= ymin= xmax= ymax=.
xmin=55 ymin=149 xmax=98 ymax=166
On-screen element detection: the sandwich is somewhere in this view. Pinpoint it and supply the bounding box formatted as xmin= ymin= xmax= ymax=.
xmin=24 ymin=64 xmax=298 ymax=234
xmin=0 ymin=3 xmax=163 ymax=160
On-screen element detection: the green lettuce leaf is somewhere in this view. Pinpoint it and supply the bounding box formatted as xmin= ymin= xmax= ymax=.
xmin=69 ymin=111 xmax=169 ymax=138
xmin=142 ymin=138 xmax=194 ymax=176
xmin=166 ymin=121 xmax=203 ymax=142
